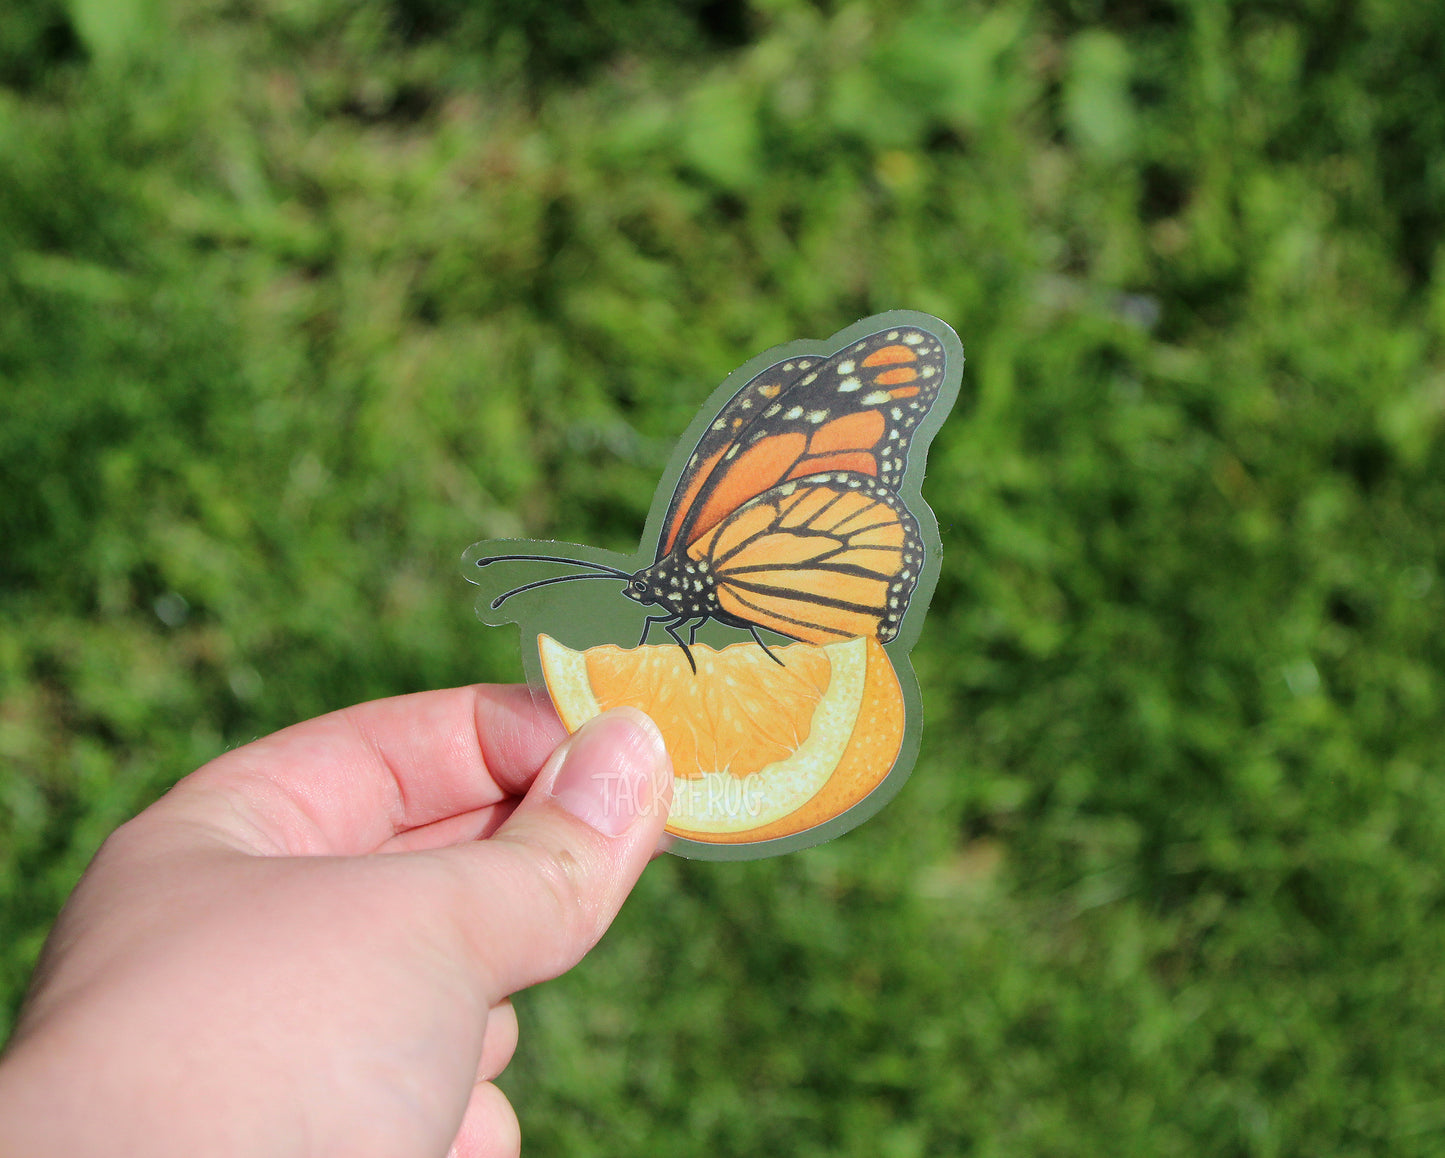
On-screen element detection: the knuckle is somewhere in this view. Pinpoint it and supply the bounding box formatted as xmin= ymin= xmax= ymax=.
xmin=498 ymin=833 xmax=608 ymax=969
xmin=522 ymin=838 xmax=594 ymax=940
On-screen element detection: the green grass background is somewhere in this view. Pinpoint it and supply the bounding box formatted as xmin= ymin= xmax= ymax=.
xmin=4 ymin=0 xmax=1445 ymax=1152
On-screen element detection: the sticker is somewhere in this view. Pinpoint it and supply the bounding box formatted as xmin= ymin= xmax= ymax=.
xmin=463 ymin=311 xmax=964 ymax=860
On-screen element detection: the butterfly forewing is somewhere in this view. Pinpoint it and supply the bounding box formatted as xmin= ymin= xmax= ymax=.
xmin=658 ymin=354 xmax=823 ymax=557
xmin=659 ymin=327 xmax=947 ymax=562
xmin=688 ymin=472 xmax=924 ymax=646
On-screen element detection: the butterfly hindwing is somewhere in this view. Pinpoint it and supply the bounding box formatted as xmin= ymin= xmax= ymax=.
xmin=659 ymin=326 xmax=948 ymax=561
xmin=686 ymin=472 xmax=924 ymax=646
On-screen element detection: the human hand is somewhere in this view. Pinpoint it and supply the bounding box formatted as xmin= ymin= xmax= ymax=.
xmin=0 ymin=685 xmax=672 ymax=1158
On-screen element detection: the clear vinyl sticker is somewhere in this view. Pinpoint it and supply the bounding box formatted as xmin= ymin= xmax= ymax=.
xmin=464 ymin=311 xmax=964 ymax=860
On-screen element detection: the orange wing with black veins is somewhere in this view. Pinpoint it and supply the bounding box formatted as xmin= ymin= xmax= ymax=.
xmin=687 ymin=472 xmax=924 ymax=645
xmin=656 ymin=326 xmax=947 ymax=561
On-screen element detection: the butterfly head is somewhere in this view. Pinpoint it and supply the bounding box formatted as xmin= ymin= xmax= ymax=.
xmin=622 ymin=554 xmax=718 ymax=620
xmin=622 ymin=573 xmax=659 ymax=606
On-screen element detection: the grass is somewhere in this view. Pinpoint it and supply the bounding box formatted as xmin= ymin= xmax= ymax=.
xmin=4 ymin=0 xmax=1445 ymax=1152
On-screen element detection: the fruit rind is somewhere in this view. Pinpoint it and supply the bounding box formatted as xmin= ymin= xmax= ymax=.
xmin=537 ymin=635 xmax=599 ymax=731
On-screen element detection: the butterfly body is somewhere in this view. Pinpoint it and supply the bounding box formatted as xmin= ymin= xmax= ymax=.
xmin=479 ymin=321 xmax=951 ymax=670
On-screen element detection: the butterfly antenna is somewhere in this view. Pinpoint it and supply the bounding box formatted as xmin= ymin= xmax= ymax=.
xmin=475 ymin=552 xmax=632 ymax=578
xmin=489 ymin=571 xmax=625 ymax=610
xmin=477 ymin=555 xmax=632 ymax=610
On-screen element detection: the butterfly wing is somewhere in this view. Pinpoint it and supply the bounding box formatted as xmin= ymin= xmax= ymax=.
xmin=658 ymin=326 xmax=948 ymax=560
xmin=685 ymin=472 xmax=924 ymax=645
xmin=657 ymin=353 xmax=824 ymax=559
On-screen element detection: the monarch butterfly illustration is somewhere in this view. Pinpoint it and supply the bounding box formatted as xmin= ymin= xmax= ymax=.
xmin=475 ymin=318 xmax=956 ymax=671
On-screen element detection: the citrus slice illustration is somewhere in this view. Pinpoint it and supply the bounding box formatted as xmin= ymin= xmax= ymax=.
xmin=538 ymin=634 xmax=904 ymax=844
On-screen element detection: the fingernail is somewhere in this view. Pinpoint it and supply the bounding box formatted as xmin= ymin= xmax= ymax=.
xmin=549 ymin=708 xmax=670 ymax=837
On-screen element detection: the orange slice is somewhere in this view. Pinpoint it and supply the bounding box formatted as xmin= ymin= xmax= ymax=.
xmin=538 ymin=634 xmax=904 ymax=844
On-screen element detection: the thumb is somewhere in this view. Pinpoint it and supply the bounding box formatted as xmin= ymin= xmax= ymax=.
xmin=444 ymin=706 xmax=673 ymax=998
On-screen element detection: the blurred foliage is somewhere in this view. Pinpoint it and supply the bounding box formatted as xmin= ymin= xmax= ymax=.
xmin=4 ymin=0 xmax=1445 ymax=1152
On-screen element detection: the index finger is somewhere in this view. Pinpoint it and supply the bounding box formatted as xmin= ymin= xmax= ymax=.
xmin=159 ymin=684 xmax=569 ymax=856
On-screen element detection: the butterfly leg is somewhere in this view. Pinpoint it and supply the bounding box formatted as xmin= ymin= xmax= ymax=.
xmin=748 ymin=624 xmax=785 ymax=667
xmin=637 ymin=614 xmax=673 ymax=648
xmin=687 ymin=618 xmax=705 ymax=646
xmin=664 ymin=619 xmax=698 ymax=674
